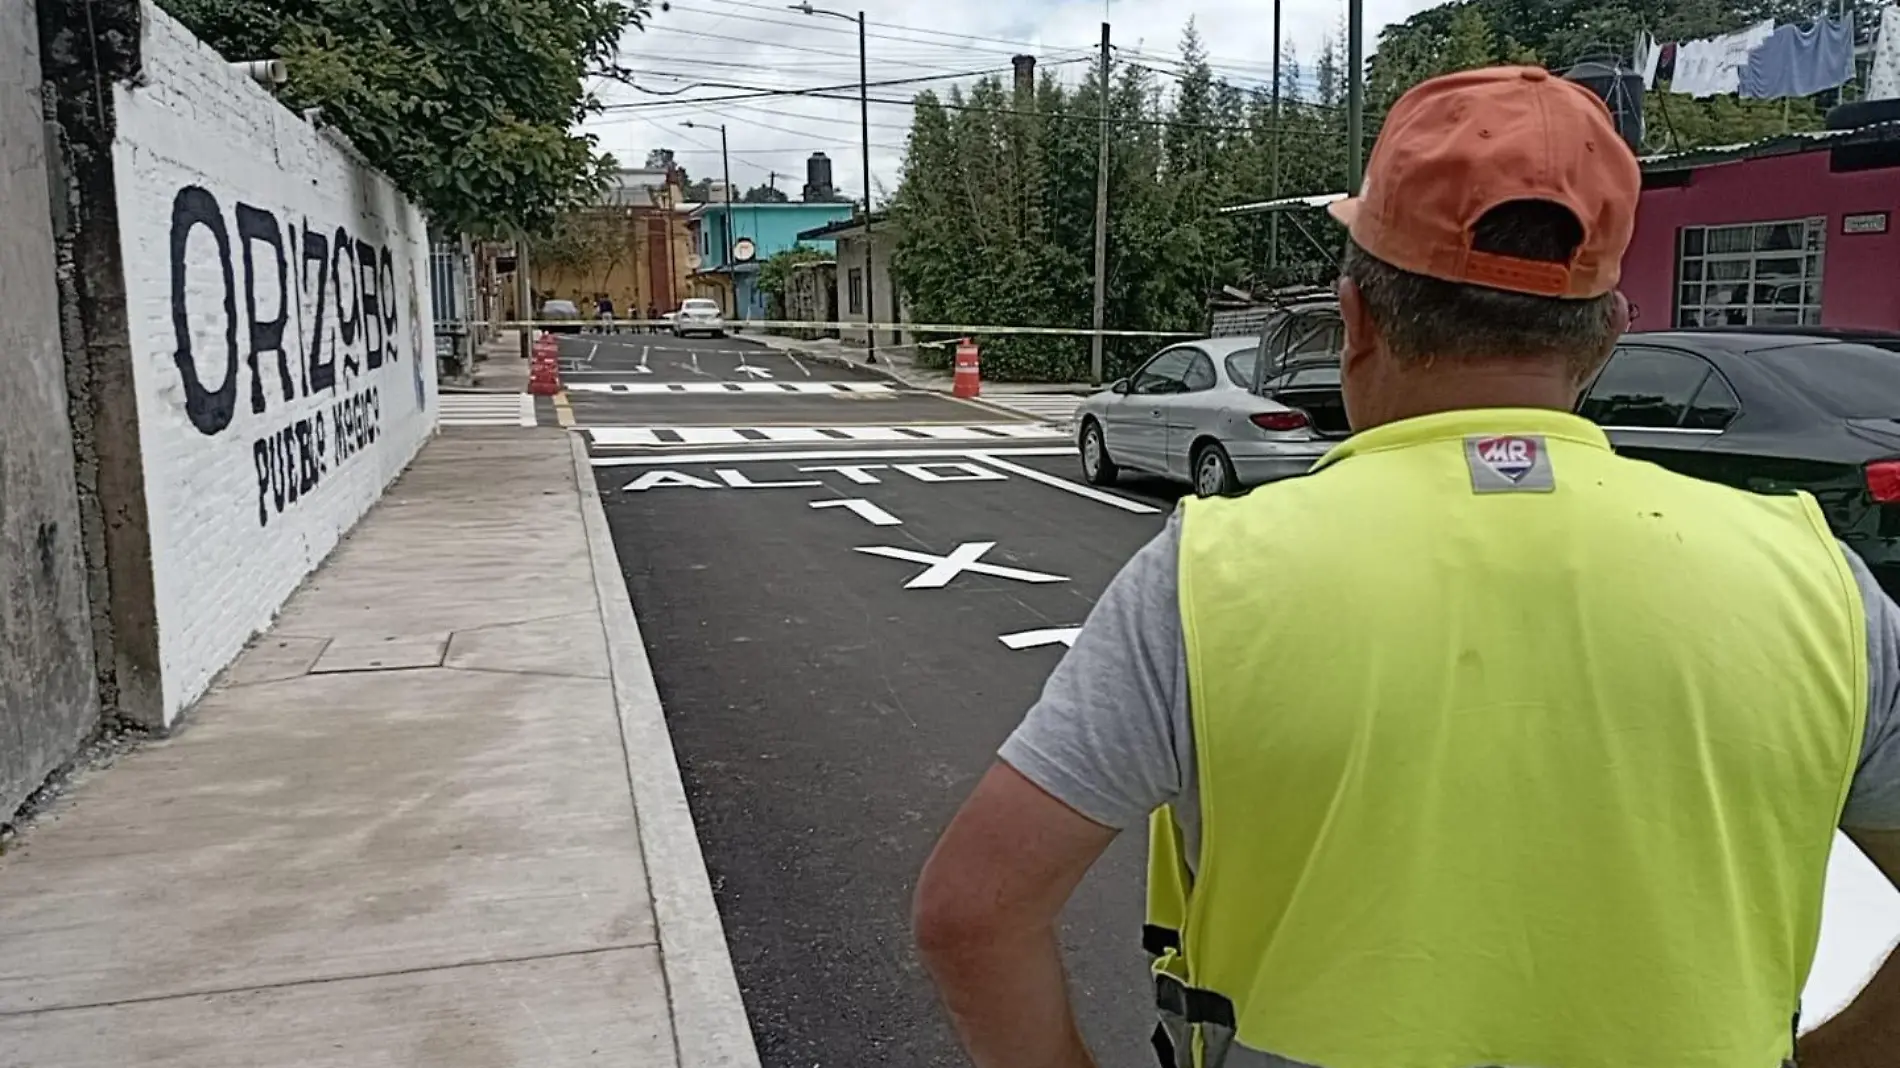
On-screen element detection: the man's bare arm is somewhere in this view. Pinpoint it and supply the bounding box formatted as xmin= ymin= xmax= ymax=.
xmin=914 ymin=762 xmax=1119 ymax=1068
xmin=1796 ymin=829 xmax=1900 ymax=1068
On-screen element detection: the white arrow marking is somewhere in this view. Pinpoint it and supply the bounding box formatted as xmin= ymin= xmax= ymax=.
xmin=810 ymin=498 xmax=903 ymax=526
xmin=999 ymin=627 xmax=1083 ymax=650
xmin=855 ymin=541 xmax=1067 ymax=589
xmin=736 ymin=364 xmax=774 ymax=379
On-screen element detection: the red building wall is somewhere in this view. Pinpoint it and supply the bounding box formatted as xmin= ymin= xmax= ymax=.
xmin=1624 ymin=151 xmax=1900 ymax=333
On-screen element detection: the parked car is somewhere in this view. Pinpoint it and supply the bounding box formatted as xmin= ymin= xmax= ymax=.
xmin=1576 ymin=329 xmax=1900 ymax=596
xmin=1076 ymin=294 xmax=1347 ymax=497
xmin=539 ymin=298 xmax=582 ymax=334
xmin=1095 ymin=310 xmax=1900 ymax=597
xmin=672 ymin=298 xmax=726 ymax=338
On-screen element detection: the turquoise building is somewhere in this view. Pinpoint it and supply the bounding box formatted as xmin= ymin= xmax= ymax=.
xmin=689 ymin=202 xmax=856 ymax=321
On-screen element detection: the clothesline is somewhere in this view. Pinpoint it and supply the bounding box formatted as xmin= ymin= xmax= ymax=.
xmin=1633 ymin=4 xmax=1899 ymax=104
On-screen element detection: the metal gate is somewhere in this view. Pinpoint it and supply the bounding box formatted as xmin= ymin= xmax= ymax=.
xmin=429 ymin=234 xmax=474 ymax=376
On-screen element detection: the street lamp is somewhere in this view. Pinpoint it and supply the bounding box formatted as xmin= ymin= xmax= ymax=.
xmin=682 ymin=120 xmax=736 ymax=320
xmin=790 ymin=3 xmax=877 ymax=365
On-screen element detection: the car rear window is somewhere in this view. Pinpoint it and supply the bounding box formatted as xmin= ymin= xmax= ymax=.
xmin=683 ymin=300 xmax=719 ymax=311
xmin=1755 ymin=342 xmax=1900 ymax=418
xmin=1224 ymin=347 xmax=1261 ymax=389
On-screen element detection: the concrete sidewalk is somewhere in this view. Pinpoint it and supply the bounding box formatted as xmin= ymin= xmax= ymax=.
xmin=0 ymin=433 xmax=757 ymax=1068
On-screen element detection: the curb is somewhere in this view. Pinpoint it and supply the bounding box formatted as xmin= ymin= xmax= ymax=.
xmin=571 ymin=436 xmax=763 ymax=1068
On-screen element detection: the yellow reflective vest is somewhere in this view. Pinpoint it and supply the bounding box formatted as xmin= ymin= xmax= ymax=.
xmin=1147 ymin=409 xmax=1866 ymax=1068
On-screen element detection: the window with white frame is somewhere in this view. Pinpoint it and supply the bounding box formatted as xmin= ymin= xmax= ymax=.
xmin=1675 ymin=217 xmax=1825 ymax=328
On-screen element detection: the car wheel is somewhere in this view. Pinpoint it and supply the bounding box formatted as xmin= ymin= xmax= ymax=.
xmin=1080 ymin=420 xmax=1119 ymax=486
xmin=1193 ymin=442 xmax=1238 ymax=498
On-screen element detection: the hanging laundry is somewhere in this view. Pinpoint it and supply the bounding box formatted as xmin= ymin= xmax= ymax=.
xmin=1670 ymin=19 xmax=1775 ymax=98
xmin=1871 ymin=5 xmax=1900 ymax=102
xmin=1636 ymin=32 xmax=1663 ymax=89
xmin=1740 ymin=18 xmax=1855 ymax=99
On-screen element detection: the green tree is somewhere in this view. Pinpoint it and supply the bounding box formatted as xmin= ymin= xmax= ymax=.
xmin=158 ymin=0 xmax=648 ymax=235
xmin=741 ymin=183 xmax=790 ymax=203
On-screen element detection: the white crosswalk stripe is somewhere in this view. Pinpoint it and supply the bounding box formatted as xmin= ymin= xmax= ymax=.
xmin=587 ymin=424 xmax=1064 ymax=448
xmin=440 ymin=394 xmax=535 ymax=427
xmin=983 ymin=393 xmax=1085 ymax=425
xmin=565 ymin=381 xmax=893 ymax=395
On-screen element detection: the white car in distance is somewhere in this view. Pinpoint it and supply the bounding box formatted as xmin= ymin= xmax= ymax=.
xmin=672 ymin=299 xmax=727 ymax=339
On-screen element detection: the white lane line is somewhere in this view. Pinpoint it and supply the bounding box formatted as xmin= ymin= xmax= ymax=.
xmin=565 ymin=381 xmax=893 ymax=394
xmin=586 ymin=424 xmax=1065 ymax=447
xmin=589 ymin=446 xmax=1073 ymax=467
xmin=518 ymin=393 xmax=536 ymax=427
xmin=969 ymin=453 xmax=1162 ymax=515
xmin=587 ymin=342 xmax=599 ymax=365
xmin=785 ymin=351 xmax=811 ymax=377
xmin=638 ymin=345 xmax=649 ymax=372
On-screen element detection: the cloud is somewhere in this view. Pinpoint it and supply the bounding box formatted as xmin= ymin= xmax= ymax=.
xmin=585 ymin=0 xmax=1441 ymax=200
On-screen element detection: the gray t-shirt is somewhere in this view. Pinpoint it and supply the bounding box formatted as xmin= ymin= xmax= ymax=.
xmin=1001 ymin=515 xmax=1900 ymax=865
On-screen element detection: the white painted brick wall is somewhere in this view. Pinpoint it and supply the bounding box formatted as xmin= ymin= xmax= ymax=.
xmin=114 ymin=2 xmax=439 ymax=723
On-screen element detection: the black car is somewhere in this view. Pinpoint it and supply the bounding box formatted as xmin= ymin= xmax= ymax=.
xmin=1580 ymin=329 xmax=1900 ymax=595
xmin=1244 ymin=318 xmax=1900 ymax=595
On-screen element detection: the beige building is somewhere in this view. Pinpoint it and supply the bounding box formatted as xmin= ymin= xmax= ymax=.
xmin=534 ymin=168 xmax=697 ymax=321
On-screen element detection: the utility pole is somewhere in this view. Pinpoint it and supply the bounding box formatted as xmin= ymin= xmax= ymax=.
xmin=1347 ymin=0 xmax=1365 ymax=193
xmin=515 ymin=234 xmax=533 ymax=362
xmin=793 ymin=3 xmax=877 ymax=364
xmin=1089 ymin=20 xmax=1111 ymax=386
xmin=1269 ymin=0 xmax=1283 ymax=269
xmin=858 ymin=9 xmax=877 ymax=365
xmin=684 ymin=120 xmax=735 ymax=319
xmin=719 ymin=125 xmax=734 ymax=321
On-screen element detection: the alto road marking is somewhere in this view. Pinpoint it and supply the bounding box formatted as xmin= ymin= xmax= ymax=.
xmin=809 ymin=498 xmax=903 ymax=526
xmin=999 ymin=627 xmax=1083 ymax=650
xmin=855 ymin=541 xmax=1067 ymax=590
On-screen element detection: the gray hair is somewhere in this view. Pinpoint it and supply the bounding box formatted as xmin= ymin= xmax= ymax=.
xmin=1340 ymin=200 xmax=1620 ymax=377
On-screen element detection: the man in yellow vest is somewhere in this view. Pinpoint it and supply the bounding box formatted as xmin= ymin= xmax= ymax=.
xmin=914 ymin=66 xmax=1900 ymax=1068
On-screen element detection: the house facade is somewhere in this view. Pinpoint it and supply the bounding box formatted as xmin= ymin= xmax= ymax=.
xmin=797 ymin=213 xmax=908 ymax=347
xmin=1623 ymin=123 xmax=1900 ymax=334
xmin=691 ymin=201 xmax=854 ymax=321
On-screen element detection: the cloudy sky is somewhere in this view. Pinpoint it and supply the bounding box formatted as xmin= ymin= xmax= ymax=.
xmin=585 ymin=0 xmax=1441 ymax=203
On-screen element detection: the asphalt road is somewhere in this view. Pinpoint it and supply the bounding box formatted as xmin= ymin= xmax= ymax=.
xmin=584 ymin=340 xmax=1184 ymax=1066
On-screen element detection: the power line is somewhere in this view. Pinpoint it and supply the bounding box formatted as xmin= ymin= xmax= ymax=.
xmin=662 ymin=0 xmax=1065 ymax=59
xmin=686 ymin=0 xmax=1063 ymax=54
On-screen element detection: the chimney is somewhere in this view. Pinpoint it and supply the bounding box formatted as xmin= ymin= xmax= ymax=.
xmin=801 ymin=151 xmax=836 ymax=202
xmin=1012 ymin=54 xmax=1036 ymax=97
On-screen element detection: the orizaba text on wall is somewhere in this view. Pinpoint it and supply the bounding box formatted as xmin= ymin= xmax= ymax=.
xmin=166 ymin=185 xmax=430 ymax=528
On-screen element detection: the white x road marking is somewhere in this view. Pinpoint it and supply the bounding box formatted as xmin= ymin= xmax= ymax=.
xmin=736 ymin=364 xmax=774 ymax=379
xmin=999 ymin=627 xmax=1082 ymax=650
xmin=855 ymin=541 xmax=1067 ymax=589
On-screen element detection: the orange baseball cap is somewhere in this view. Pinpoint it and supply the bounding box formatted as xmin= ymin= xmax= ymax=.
xmin=1328 ymin=65 xmax=1641 ymax=299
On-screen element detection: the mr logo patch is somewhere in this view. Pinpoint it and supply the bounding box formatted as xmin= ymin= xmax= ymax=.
xmin=1466 ymin=435 xmax=1555 ymax=493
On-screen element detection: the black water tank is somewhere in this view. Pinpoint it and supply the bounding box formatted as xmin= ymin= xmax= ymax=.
xmin=1563 ymin=57 xmax=1645 ymax=152
xmin=802 ymin=152 xmax=835 ymax=202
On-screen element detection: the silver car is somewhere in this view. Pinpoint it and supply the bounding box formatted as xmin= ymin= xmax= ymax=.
xmin=1076 ymin=309 xmax=1349 ymax=497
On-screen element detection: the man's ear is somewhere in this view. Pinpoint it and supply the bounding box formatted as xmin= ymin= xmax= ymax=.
xmin=1609 ymin=290 xmax=1632 ymax=338
xmin=1337 ymin=275 xmax=1378 ymax=372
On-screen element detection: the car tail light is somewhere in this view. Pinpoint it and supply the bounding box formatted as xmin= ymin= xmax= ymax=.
xmin=1868 ymin=461 xmax=1900 ymax=503
xmin=1250 ymin=410 xmax=1311 ymax=432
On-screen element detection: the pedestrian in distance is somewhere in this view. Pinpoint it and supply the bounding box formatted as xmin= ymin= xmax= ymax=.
xmin=913 ymin=65 xmax=1900 ymax=1068
xmin=647 ymin=302 xmax=661 ymax=335
xmin=596 ymin=293 xmax=615 ymax=334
